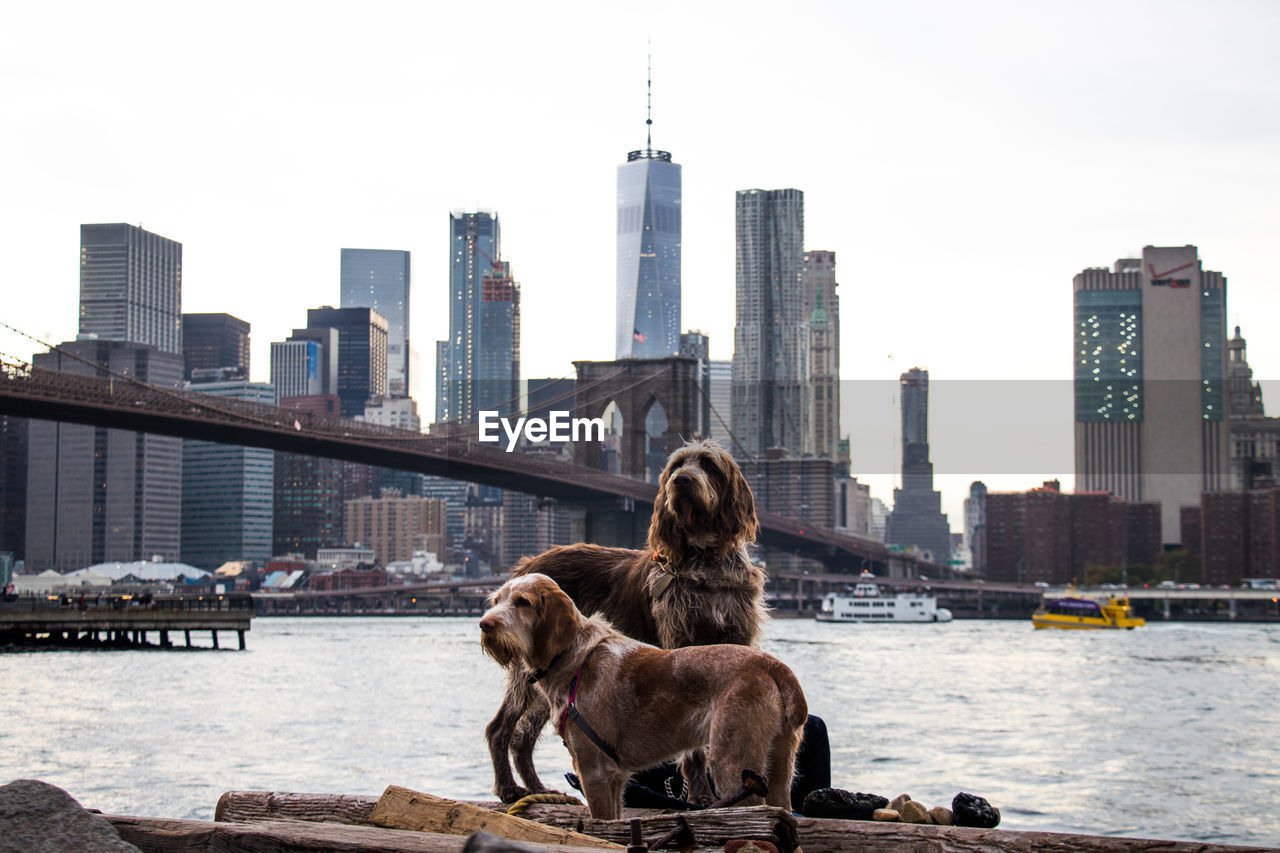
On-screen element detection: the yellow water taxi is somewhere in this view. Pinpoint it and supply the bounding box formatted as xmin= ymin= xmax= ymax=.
xmin=1032 ymin=587 xmax=1145 ymax=630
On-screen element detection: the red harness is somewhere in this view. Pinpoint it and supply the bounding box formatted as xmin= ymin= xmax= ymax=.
xmin=557 ymin=665 xmax=620 ymax=763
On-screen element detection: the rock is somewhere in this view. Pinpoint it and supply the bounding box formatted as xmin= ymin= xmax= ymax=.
xmin=889 ymin=793 xmax=912 ymax=811
xmin=872 ymin=808 xmax=900 ymax=821
xmin=0 ymin=779 xmax=141 ymax=853
xmin=929 ymin=806 xmax=953 ymax=825
xmin=463 ymin=830 xmax=546 ymax=853
xmin=951 ymin=792 xmax=1001 ymax=828
xmin=800 ymin=788 xmax=888 ymax=820
xmin=899 ymin=800 xmax=932 ymax=824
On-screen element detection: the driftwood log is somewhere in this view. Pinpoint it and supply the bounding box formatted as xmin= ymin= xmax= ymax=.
xmin=105 ymin=815 xmax=605 ymax=853
xmin=369 ymin=786 xmax=621 ymax=849
xmin=208 ymin=791 xmax=1278 ymax=853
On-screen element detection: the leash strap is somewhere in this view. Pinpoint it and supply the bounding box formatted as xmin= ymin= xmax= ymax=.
xmin=558 ymin=666 xmax=621 ymax=764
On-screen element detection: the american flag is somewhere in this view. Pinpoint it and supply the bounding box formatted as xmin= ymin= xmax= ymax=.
xmin=633 ymin=328 xmax=646 ymax=343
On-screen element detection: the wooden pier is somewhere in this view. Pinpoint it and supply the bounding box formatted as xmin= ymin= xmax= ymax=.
xmin=0 ymin=593 xmax=254 ymax=649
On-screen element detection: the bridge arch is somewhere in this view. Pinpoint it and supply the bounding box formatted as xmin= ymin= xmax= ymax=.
xmin=572 ymin=357 xmax=704 ymax=479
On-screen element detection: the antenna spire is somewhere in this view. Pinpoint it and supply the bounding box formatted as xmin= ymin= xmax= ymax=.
xmin=646 ymin=42 xmax=653 ymax=153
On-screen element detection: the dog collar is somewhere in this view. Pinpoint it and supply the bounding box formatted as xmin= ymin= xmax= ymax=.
xmin=558 ymin=666 xmax=620 ymax=764
xmin=527 ymin=649 xmax=567 ymax=684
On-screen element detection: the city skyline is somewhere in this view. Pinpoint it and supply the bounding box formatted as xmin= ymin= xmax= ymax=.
xmin=3 ymin=1 xmax=1279 ymax=527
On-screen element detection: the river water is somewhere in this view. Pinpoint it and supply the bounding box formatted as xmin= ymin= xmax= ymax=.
xmin=2 ymin=616 xmax=1278 ymax=846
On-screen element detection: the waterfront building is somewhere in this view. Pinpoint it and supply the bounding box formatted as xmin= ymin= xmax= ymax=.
xmin=182 ymin=313 xmax=250 ymax=380
xmin=885 ymin=368 xmax=952 ymax=564
xmin=616 ymin=117 xmax=681 ymax=360
xmin=733 ymin=188 xmax=810 ymax=457
xmin=1073 ymin=245 xmax=1229 ymax=545
xmin=25 ymin=340 xmax=184 ymax=571
xmin=305 ymin=306 xmax=388 ymax=418
xmin=803 ymin=250 xmax=841 ymax=461
xmin=344 ymin=491 xmax=446 ymax=569
xmin=340 ymin=248 xmax=412 ymax=398
xmin=79 ymin=223 xmax=182 ymax=354
xmin=436 ymin=212 xmax=521 ymax=423
xmin=1189 ymin=487 xmax=1280 ymax=585
xmin=181 ymin=378 xmax=275 ymax=571
xmin=983 ymin=480 xmax=1161 ymax=584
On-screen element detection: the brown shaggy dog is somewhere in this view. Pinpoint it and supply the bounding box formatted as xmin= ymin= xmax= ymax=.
xmin=484 ymin=438 xmax=767 ymax=803
xmin=480 ymin=573 xmax=806 ymax=820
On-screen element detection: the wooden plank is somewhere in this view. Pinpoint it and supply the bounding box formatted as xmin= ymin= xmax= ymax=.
xmin=215 ymin=789 xmax=378 ymax=825
xmin=369 ymin=786 xmax=623 ymax=850
xmin=104 ymin=815 xmax=609 ymax=853
xmin=794 ymin=815 xmax=1278 ymax=853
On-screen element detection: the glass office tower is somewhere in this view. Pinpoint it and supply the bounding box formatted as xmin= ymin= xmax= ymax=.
xmin=340 ymin=249 xmax=411 ymax=398
xmin=616 ymin=144 xmax=681 ymax=359
xmin=436 ymin=212 xmax=519 ymax=423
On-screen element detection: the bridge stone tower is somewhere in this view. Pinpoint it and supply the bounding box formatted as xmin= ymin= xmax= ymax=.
xmin=572 ymin=357 xmax=706 ymax=479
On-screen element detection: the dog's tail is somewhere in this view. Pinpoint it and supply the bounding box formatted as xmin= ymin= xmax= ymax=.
xmin=768 ymin=658 xmax=809 ymax=736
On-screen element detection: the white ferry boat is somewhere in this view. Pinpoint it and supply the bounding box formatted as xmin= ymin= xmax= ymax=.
xmin=816 ymin=573 xmax=953 ymax=623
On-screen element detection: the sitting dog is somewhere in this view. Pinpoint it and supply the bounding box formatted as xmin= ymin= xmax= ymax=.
xmin=480 ymin=573 xmax=807 ymax=820
xmin=485 ymin=438 xmax=768 ymax=803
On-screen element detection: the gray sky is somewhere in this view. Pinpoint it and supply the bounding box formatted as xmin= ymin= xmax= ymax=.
xmin=3 ymin=0 xmax=1278 ymax=526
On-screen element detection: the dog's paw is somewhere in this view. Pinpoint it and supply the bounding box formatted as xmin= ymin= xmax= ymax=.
xmin=495 ymin=784 xmax=531 ymax=803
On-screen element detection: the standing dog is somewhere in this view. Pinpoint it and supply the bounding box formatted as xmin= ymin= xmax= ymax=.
xmin=480 ymin=573 xmax=806 ymax=820
xmin=484 ymin=438 xmax=767 ymax=803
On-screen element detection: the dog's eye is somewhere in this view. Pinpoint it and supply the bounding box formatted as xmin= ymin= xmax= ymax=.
xmin=513 ymin=597 xmax=531 ymax=607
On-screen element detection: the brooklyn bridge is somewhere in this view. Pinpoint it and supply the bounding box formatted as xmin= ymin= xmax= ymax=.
xmin=0 ymin=360 xmax=926 ymax=574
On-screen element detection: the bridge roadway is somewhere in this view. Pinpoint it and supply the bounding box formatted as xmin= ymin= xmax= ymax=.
xmin=0 ymin=363 xmax=908 ymax=571
xmin=249 ymin=572 xmax=1041 ymax=617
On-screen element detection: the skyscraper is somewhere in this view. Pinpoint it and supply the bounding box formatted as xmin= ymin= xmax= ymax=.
xmin=305 ymin=306 xmax=388 ymax=418
xmin=181 ymin=378 xmax=275 ymax=570
xmin=885 ymin=368 xmax=952 ymax=564
xmin=616 ymin=111 xmax=681 ymax=359
xmin=1074 ymin=245 xmax=1229 ymax=544
xmin=436 ymin=212 xmax=521 ymax=423
xmin=25 ymin=341 xmax=184 ymax=570
xmin=732 ymin=188 xmax=810 ymax=457
xmin=340 ymin=249 xmax=412 ymax=398
xmin=803 ymin=250 xmax=841 ymax=461
xmin=79 ymin=224 xmax=182 ymax=353
xmin=182 ymin=313 xmax=250 ymax=379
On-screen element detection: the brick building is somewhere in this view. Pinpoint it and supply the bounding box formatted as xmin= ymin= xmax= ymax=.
xmin=984 ymin=481 xmax=1160 ymax=584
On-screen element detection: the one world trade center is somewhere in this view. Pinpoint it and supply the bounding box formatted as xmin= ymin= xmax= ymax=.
xmin=615 ymin=88 xmax=681 ymax=359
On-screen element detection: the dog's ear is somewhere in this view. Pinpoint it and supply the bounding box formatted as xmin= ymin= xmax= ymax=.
xmin=648 ymin=492 xmax=685 ymax=566
xmin=716 ymin=456 xmax=758 ymax=555
xmin=530 ymin=582 xmax=579 ymax=670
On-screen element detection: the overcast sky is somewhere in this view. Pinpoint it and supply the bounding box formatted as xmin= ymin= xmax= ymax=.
xmin=3 ymin=0 xmax=1277 ymax=527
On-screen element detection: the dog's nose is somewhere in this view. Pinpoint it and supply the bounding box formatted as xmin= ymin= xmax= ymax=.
xmin=673 ymin=471 xmax=693 ymax=487
xmin=479 ymin=614 xmax=497 ymax=633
